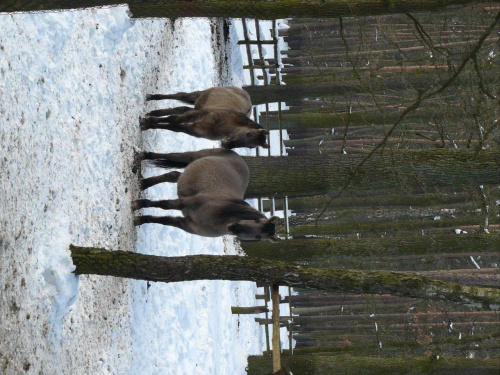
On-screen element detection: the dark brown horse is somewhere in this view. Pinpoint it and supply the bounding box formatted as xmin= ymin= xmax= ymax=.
xmin=133 ymin=148 xmax=280 ymax=242
xmin=141 ymin=87 xmax=269 ymax=149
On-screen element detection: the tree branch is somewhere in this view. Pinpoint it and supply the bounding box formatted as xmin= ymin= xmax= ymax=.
xmin=339 ymin=17 xmax=383 ymax=113
xmin=316 ymin=9 xmax=500 ymax=223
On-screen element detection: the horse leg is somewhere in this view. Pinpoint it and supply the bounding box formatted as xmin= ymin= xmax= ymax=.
xmin=164 ymin=110 xmax=208 ymax=124
xmin=138 ymin=121 xmax=195 ymax=135
xmin=146 ymin=90 xmax=203 ymax=104
xmin=132 ymin=198 xmax=183 ymax=211
xmin=140 ymin=121 xmax=174 ymax=131
xmin=133 ymin=215 xmax=195 ymax=234
xmin=146 ymin=106 xmax=191 ymax=117
xmin=141 ymin=148 xmax=233 ymax=165
xmin=139 ymin=171 xmax=182 ymax=190
xmin=140 ymin=110 xmax=207 ymax=131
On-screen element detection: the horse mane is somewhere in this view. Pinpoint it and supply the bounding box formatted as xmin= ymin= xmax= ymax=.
xmin=236 ymin=113 xmax=263 ymax=129
xmin=217 ymin=199 xmax=265 ymax=221
xmin=219 ymin=111 xmax=262 ymax=130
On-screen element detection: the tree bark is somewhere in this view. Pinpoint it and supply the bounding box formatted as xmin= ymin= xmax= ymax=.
xmin=243 ymin=149 xmax=499 ymax=198
xmin=248 ymin=355 xmax=500 ymax=375
xmin=283 ymin=293 xmax=409 ymax=306
xmin=241 ymin=234 xmax=499 ymax=261
xmin=245 ymin=82 xmax=363 ymax=105
xmin=243 ymin=70 xmax=480 ymax=104
xmin=282 ymin=310 xmax=499 ymax=323
xmin=287 ymin=332 xmax=500 ymax=354
xmin=1 ymin=1 xmax=478 ymax=19
xmin=263 ymin=111 xmax=435 ymax=130
xmin=69 ymin=245 xmax=500 ymax=308
xmin=286 ymin=216 xmax=491 ymax=237
xmin=265 ymin=191 xmax=472 ymax=211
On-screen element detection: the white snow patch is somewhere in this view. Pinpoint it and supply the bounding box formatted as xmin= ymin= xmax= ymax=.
xmin=36 ymin=217 xmax=79 ymax=337
xmin=1 ymin=9 xmax=265 ymax=375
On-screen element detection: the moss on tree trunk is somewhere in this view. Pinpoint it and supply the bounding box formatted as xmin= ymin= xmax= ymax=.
xmin=244 ymin=149 xmax=499 ymax=198
xmin=248 ymin=355 xmax=500 ymax=375
xmin=2 ymin=0 xmax=477 ymax=18
xmin=70 ymin=246 xmax=500 ymax=309
xmin=241 ymin=234 xmax=499 ymax=261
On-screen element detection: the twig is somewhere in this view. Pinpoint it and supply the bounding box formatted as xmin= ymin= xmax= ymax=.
xmin=473 ymin=55 xmax=498 ymax=102
xmin=477 ymin=185 xmax=489 ymax=233
xmin=339 ymin=17 xmax=383 ymax=114
xmin=407 ymin=13 xmax=449 ymax=58
xmin=315 ymin=10 xmax=500 ymax=224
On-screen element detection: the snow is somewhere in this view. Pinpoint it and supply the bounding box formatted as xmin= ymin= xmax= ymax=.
xmin=0 ymin=7 xmax=287 ymax=375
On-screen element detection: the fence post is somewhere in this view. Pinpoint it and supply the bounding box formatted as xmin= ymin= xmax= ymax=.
xmin=271 ymin=284 xmax=282 ymax=372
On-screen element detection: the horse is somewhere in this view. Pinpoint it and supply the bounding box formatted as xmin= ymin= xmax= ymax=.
xmin=141 ymin=87 xmax=270 ymax=149
xmin=133 ymin=148 xmax=280 ymax=242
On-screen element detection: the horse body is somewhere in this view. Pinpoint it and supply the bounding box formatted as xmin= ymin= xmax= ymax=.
xmin=133 ymin=148 xmax=279 ymax=241
xmin=142 ymin=87 xmax=269 ymax=149
xmin=194 ymin=86 xmax=252 ymax=116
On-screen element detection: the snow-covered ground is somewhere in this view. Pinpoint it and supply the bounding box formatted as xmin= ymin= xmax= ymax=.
xmin=0 ymin=7 xmax=286 ymax=375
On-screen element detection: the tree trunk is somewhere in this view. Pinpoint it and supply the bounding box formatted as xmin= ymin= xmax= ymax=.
xmin=285 ymin=331 xmax=500 ymax=355
xmin=241 ymin=234 xmax=499 ymax=261
xmin=286 ymin=216 xmax=490 ymax=237
xmin=287 ymin=331 xmax=500 ymax=353
xmin=69 ymin=246 xmax=500 ymax=308
xmin=265 ymin=191 xmax=472 ymax=212
xmin=245 ymin=82 xmax=363 ymax=105
xmin=283 ymin=293 xmax=409 ymax=306
xmin=285 ymin=203 xmax=482 ymax=228
xmin=244 ymin=71 xmax=482 ymax=104
xmin=243 ymin=149 xmax=499 ymax=198
xmin=290 ymin=302 xmax=410 ymax=315
xmin=247 ymin=355 xmax=500 ymax=375
xmin=284 ymin=310 xmax=499 ymax=324
xmin=1 ymin=1 xmax=478 ymax=19
xmin=292 ymin=328 xmax=500 ymax=347
xmin=263 ymin=110 xmax=439 ymax=130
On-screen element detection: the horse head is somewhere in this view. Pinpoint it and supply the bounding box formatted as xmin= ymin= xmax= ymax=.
xmin=227 ymin=216 xmax=280 ymax=242
xmin=222 ymin=128 xmax=270 ymax=149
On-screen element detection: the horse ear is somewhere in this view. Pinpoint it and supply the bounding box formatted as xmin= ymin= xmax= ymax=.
xmin=269 ymin=216 xmax=280 ymax=224
xmin=268 ymin=234 xmax=281 ymax=242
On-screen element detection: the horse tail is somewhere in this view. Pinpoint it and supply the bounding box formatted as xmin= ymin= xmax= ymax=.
xmin=146 ymin=159 xmax=189 ymax=169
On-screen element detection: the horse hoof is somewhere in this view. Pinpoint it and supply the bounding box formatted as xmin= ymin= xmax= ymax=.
xmin=146 ymin=94 xmax=162 ymax=101
xmin=133 ymin=216 xmax=143 ymax=226
xmin=131 ymin=200 xmax=143 ymax=211
xmin=139 ymin=179 xmax=151 ymax=191
xmin=139 ymin=117 xmax=148 ymax=131
xmin=146 ymin=109 xmax=161 ymax=117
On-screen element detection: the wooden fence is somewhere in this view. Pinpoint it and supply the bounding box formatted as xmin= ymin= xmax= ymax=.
xmin=236 ymin=18 xmax=293 ymax=372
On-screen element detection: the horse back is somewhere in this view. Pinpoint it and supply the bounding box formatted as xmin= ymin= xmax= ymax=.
xmin=177 ymin=153 xmax=249 ymax=199
xmin=195 ymin=87 xmax=252 ymax=117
